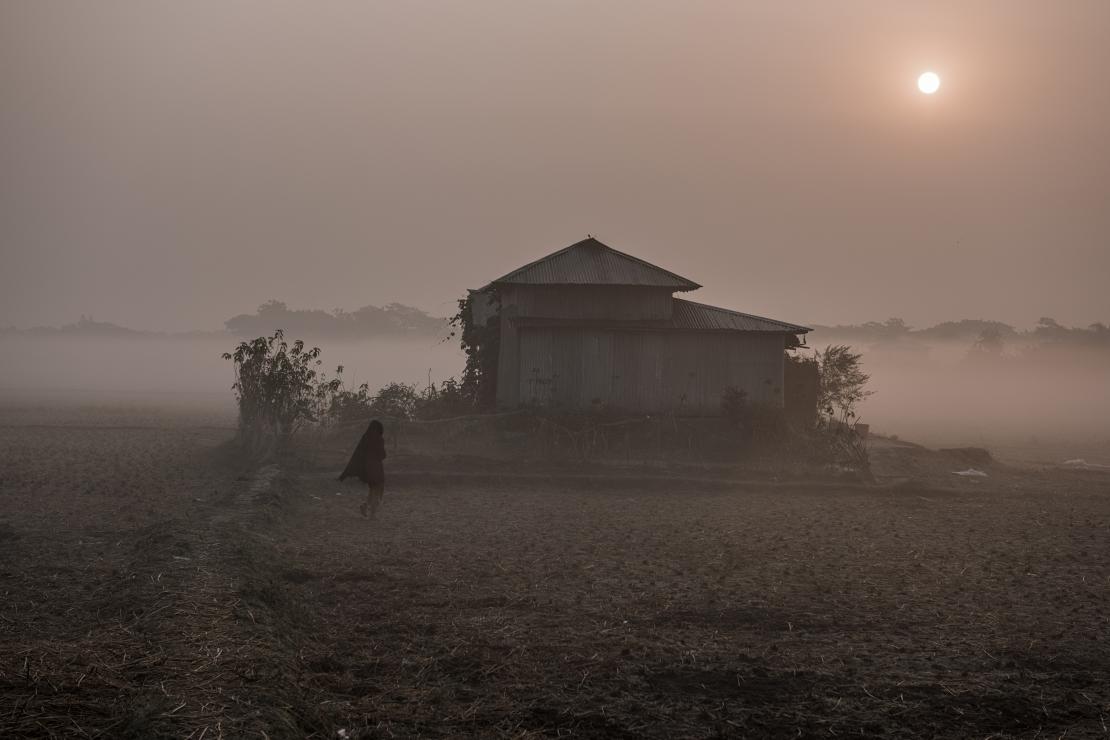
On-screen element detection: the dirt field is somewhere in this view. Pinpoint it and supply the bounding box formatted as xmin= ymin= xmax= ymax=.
xmin=2 ymin=402 xmax=1109 ymax=738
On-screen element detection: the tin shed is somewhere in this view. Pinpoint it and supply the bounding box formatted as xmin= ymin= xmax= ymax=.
xmin=474 ymin=237 xmax=810 ymax=415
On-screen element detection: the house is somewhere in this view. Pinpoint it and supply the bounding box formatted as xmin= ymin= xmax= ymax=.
xmin=472 ymin=237 xmax=811 ymax=416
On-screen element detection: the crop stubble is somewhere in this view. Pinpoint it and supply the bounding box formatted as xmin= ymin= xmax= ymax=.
xmin=1 ymin=404 xmax=1108 ymax=738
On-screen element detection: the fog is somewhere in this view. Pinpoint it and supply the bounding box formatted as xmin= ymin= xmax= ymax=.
xmin=809 ymin=334 xmax=1110 ymax=462
xmin=0 ymin=335 xmax=463 ymax=412
xmin=2 ymin=2 xmax=1109 ymax=333
xmin=2 ymin=1 xmax=1107 ymax=456
xmin=3 ymin=330 xmax=1105 ymax=463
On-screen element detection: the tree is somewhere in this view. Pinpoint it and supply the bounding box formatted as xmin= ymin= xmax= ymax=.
xmin=371 ymin=382 xmax=421 ymax=420
xmin=222 ymin=330 xmax=342 ymax=453
xmin=816 ymin=345 xmax=873 ymax=422
xmin=225 ymin=300 xmax=446 ymax=338
xmin=972 ymin=326 xmax=1005 ymax=356
xmin=860 ymin=317 xmax=911 ymax=342
xmin=1033 ymin=317 xmax=1067 ymax=341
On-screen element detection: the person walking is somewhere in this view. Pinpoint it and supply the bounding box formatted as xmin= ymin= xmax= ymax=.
xmin=338 ymin=419 xmax=387 ymax=519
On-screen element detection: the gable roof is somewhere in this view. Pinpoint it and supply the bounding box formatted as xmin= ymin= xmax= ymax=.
xmin=672 ymin=298 xmax=811 ymax=334
xmin=488 ymin=238 xmax=700 ymax=291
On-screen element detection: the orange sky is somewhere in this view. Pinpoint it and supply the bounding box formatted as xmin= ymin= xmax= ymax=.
xmin=2 ymin=2 xmax=1107 ymax=330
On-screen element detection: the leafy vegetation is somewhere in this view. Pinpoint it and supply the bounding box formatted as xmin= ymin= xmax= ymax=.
xmin=325 ymin=378 xmax=474 ymax=423
xmin=721 ymin=386 xmax=789 ymax=442
xmin=225 ymin=300 xmax=446 ymax=339
xmin=448 ymin=290 xmax=501 ymax=410
xmin=414 ymin=378 xmax=473 ymax=420
xmin=816 ymin=345 xmax=873 ymax=424
xmin=221 ymin=330 xmax=343 ymax=453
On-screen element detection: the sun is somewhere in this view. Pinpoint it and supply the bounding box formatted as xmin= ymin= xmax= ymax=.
xmin=917 ymin=71 xmax=941 ymax=94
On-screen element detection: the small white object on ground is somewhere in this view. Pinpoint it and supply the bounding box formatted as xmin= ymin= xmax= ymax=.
xmin=1063 ymin=459 xmax=1110 ymax=470
xmin=952 ymin=468 xmax=988 ymax=477
xmin=336 ymin=491 xmax=343 ymax=496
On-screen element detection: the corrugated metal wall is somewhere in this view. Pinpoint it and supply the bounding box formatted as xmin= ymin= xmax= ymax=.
xmin=518 ymin=328 xmax=785 ymax=415
xmin=496 ymin=285 xmax=675 ymax=409
xmin=783 ymin=357 xmax=819 ymax=428
xmin=506 ymin=286 xmax=674 ymax=321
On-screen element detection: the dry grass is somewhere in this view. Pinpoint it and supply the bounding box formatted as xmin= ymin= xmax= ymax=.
xmin=284 ymin=468 xmax=1110 ymax=738
xmin=1 ymin=402 xmax=1108 ymax=738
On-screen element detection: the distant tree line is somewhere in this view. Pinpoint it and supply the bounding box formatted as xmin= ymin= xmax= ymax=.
xmin=5 ymin=312 xmax=1105 ymax=351
xmin=224 ymin=300 xmax=446 ymax=339
xmin=0 ymin=315 xmax=150 ymax=337
xmin=0 ymin=302 xmax=445 ymax=339
xmin=808 ymin=317 xmax=1109 ymax=349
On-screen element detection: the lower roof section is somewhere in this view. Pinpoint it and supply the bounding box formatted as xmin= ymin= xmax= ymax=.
xmin=671 ymin=299 xmax=811 ymax=334
xmin=509 ymin=298 xmax=810 ymax=335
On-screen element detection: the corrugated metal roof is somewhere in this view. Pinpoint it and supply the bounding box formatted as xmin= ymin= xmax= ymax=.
xmin=488 ymin=238 xmax=700 ymax=291
xmin=672 ymin=299 xmax=811 ymax=333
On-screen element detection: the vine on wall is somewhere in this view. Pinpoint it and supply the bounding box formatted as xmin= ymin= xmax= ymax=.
xmin=448 ymin=289 xmax=501 ymax=410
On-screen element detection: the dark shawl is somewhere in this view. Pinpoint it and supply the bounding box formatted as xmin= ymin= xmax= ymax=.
xmin=339 ymin=426 xmax=387 ymax=485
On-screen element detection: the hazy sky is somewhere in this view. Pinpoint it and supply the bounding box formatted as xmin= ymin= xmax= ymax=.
xmin=2 ymin=2 xmax=1107 ymax=332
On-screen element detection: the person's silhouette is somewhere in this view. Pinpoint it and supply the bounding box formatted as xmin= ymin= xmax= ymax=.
xmin=338 ymin=419 xmax=387 ymax=519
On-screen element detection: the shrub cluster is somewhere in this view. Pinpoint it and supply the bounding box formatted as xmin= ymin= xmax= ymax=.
xmin=325 ymin=378 xmax=473 ymax=423
xmin=721 ymin=386 xmax=789 ymax=443
xmin=222 ymin=330 xmax=479 ymax=455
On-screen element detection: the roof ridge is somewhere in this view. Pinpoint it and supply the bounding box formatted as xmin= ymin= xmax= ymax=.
xmin=487 ymin=237 xmax=701 ymax=290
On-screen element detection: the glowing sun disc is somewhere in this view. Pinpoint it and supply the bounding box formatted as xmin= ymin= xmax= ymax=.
xmin=918 ymin=71 xmax=940 ymax=94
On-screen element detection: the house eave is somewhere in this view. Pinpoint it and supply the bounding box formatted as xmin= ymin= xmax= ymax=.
xmin=510 ymin=317 xmax=806 ymax=334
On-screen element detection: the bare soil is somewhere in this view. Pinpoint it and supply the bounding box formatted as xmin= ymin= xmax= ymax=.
xmin=2 ymin=403 xmax=1109 ymax=738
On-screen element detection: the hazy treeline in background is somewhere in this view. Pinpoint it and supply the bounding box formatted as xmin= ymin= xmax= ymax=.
xmin=2 ymin=307 xmax=1106 ymax=462
xmin=808 ymin=316 xmax=1110 ymax=348
xmin=0 ymin=301 xmax=460 ymax=417
xmin=224 ymin=300 xmax=446 ymax=339
xmin=1 ymin=300 xmax=447 ymax=340
xmin=806 ymin=317 xmax=1110 ymax=461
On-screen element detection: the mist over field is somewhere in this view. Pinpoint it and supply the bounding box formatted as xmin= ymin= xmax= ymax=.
xmin=0 ymin=334 xmax=463 ymax=408
xmin=806 ymin=333 xmax=1110 ymax=460
xmin=2 ymin=324 xmax=1106 ymax=463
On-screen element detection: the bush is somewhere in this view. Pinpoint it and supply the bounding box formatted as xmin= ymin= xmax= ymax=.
xmin=415 ymin=378 xmax=473 ymax=420
xmin=816 ymin=345 xmax=872 ymax=424
xmin=721 ymin=386 xmax=789 ymax=443
xmin=721 ymin=386 xmax=750 ymax=423
xmin=318 ymin=377 xmax=477 ymax=427
xmin=222 ymin=330 xmax=342 ymax=452
xmin=325 ymin=382 xmax=375 ymax=424
xmin=372 ymin=382 xmax=421 ymax=420
xmin=809 ymin=346 xmax=873 ymax=474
